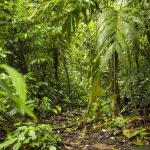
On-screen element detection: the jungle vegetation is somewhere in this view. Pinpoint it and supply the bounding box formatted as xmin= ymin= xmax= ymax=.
xmin=0 ymin=0 xmax=150 ymax=149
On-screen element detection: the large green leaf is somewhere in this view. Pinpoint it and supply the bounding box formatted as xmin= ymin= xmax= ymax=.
xmin=100 ymin=42 xmax=115 ymax=69
xmin=0 ymin=64 xmax=26 ymax=103
xmin=0 ymin=65 xmax=37 ymax=121
xmin=96 ymin=6 xmax=140 ymax=68
xmin=96 ymin=22 xmax=116 ymax=49
xmin=89 ymin=5 xmax=141 ymax=112
xmin=0 ymin=138 xmax=18 ymax=149
xmin=123 ymin=128 xmax=146 ymax=139
xmin=97 ymin=8 xmax=117 ymax=29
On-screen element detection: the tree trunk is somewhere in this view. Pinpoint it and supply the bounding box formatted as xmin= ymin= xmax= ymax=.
xmin=61 ymin=50 xmax=71 ymax=94
xmin=53 ymin=48 xmax=60 ymax=89
xmin=109 ymin=51 xmax=121 ymax=116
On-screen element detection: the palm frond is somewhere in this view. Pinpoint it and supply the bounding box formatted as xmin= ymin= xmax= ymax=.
xmin=96 ymin=22 xmax=116 ymax=49
xmin=97 ymin=8 xmax=117 ymax=29
xmin=100 ymin=42 xmax=115 ymax=69
xmin=96 ymin=6 xmax=141 ymax=68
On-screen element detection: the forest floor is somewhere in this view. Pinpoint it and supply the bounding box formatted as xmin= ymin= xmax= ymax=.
xmin=45 ymin=110 xmax=150 ymax=150
xmin=0 ymin=110 xmax=150 ymax=150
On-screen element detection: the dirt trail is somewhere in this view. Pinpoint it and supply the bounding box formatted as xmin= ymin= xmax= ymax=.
xmin=49 ymin=112 xmax=150 ymax=150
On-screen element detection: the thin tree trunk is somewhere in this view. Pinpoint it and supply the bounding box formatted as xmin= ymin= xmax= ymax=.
xmin=59 ymin=35 xmax=71 ymax=95
xmin=61 ymin=50 xmax=71 ymax=94
xmin=110 ymin=51 xmax=121 ymax=116
xmin=53 ymin=48 xmax=60 ymax=89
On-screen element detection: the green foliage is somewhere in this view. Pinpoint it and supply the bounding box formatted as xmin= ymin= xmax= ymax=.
xmin=39 ymin=97 xmax=61 ymax=116
xmin=88 ymin=1 xmax=150 ymax=116
xmin=1 ymin=64 xmax=27 ymax=103
xmin=96 ymin=6 xmax=142 ymax=69
xmin=0 ymin=122 xmax=60 ymax=150
xmin=0 ymin=0 xmax=150 ymax=148
xmin=113 ymin=115 xmax=129 ymax=128
xmin=123 ymin=128 xmax=148 ymax=139
xmin=0 ymin=47 xmax=10 ymax=62
xmin=0 ymin=65 xmax=37 ymax=121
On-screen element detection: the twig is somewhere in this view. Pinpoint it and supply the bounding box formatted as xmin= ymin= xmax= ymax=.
xmin=0 ymin=111 xmax=13 ymax=124
xmin=53 ymin=119 xmax=103 ymax=131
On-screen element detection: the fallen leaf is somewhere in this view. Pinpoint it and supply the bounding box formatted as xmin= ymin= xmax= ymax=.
xmin=92 ymin=143 xmax=114 ymax=150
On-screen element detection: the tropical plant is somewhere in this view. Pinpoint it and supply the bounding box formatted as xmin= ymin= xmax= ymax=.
xmin=0 ymin=64 xmax=37 ymax=121
xmin=89 ymin=0 xmax=150 ymax=116
xmin=0 ymin=122 xmax=60 ymax=150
